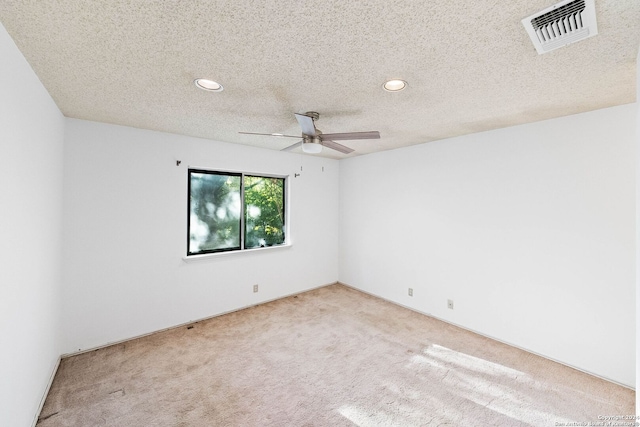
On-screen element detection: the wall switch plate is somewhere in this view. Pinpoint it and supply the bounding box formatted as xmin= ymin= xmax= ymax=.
xmin=447 ymin=299 xmax=454 ymax=310
xmin=253 ymin=284 xmax=258 ymax=293
xmin=408 ymin=288 xmax=413 ymax=296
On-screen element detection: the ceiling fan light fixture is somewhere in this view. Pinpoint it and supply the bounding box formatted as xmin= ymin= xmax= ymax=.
xmin=302 ymin=142 xmax=322 ymax=154
xmin=194 ymin=78 xmax=224 ymax=92
xmin=383 ymin=79 xmax=407 ymax=92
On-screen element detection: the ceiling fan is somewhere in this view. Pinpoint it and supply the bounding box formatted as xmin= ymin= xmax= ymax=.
xmin=239 ymin=111 xmax=380 ymax=154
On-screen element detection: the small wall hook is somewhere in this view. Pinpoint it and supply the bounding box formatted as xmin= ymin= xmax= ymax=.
xmin=176 ymin=160 xmax=182 ymax=166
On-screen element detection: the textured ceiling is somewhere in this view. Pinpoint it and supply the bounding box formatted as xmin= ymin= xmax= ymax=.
xmin=1 ymin=1 xmax=639 ymax=158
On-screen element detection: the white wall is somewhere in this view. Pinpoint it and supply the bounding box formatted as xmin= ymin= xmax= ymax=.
xmin=340 ymin=104 xmax=636 ymax=387
xmin=61 ymin=119 xmax=339 ymax=353
xmin=0 ymin=23 xmax=65 ymax=427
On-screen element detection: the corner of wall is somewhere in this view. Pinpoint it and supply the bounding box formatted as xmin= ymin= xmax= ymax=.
xmin=0 ymin=21 xmax=66 ymax=427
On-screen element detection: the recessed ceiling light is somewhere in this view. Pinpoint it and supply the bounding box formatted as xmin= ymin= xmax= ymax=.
xmin=194 ymin=78 xmax=224 ymax=92
xmin=383 ymin=79 xmax=407 ymax=92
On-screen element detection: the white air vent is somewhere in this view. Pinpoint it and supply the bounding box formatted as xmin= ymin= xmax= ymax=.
xmin=522 ymin=0 xmax=598 ymax=54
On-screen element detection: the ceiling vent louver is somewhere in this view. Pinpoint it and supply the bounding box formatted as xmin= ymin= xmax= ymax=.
xmin=522 ymin=0 xmax=598 ymax=54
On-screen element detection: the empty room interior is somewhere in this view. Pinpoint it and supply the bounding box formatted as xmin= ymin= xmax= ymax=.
xmin=2 ymin=1 xmax=640 ymax=426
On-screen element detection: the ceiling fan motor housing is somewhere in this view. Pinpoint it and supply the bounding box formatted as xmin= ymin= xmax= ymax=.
xmin=305 ymin=111 xmax=320 ymax=121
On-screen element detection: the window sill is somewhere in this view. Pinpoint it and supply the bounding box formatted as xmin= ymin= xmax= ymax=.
xmin=182 ymin=243 xmax=292 ymax=262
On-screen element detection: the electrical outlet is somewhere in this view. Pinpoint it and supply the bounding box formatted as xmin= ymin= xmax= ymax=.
xmin=408 ymin=288 xmax=413 ymax=296
xmin=253 ymin=284 xmax=259 ymax=293
xmin=447 ymin=299 xmax=454 ymax=310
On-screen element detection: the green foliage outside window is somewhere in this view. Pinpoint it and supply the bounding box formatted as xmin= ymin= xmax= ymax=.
xmin=188 ymin=170 xmax=285 ymax=255
xmin=244 ymin=176 xmax=285 ymax=249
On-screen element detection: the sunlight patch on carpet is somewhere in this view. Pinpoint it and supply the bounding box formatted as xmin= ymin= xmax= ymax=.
xmin=425 ymin=344 xmax=525 ymax=378
xmin=409 ymin=344 xmax=579 ymax=425
xmin=338 ymin=404 xmax=420 ymax=427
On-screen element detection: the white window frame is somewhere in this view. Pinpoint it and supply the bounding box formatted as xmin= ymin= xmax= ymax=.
xmin=186 ymin=168 xmax=289 ymax=259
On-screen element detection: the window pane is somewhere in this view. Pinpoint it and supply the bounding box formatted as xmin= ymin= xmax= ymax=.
xmin=189 ymin=172 xmax=241 ymax=254
xmin=244 ymin=176 xmax=285 ymax=249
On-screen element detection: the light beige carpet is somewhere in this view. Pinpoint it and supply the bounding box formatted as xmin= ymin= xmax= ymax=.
xmin=38 ymin=284 xmax=633 ymax=426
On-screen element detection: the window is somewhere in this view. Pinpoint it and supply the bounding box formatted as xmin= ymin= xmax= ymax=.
xmin=188 ymin=169 xmax=286 ymax=255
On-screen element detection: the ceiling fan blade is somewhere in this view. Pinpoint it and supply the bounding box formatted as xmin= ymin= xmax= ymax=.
xmin=239 ymin=132 xmax=300 ymax=138
xmin=320 ymin=131 xmax=380 ymax=141
xmin=321 ymin=140 xmax=354 ymax=154
xmin=281 ymin=141 xmax=303 ymax=152
xmin=294 ymin=113 xmax=316 ymax=136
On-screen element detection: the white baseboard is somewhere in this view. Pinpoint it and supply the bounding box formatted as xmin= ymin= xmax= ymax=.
xmin=32 ymin=356 xmax=61 ymax=427
xmin=337 ymin=281 xmax=634 ymax=391
xmin=62 ymin=281 xmax=338 ymax=358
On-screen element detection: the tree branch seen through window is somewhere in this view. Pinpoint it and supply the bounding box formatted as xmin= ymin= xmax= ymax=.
xmin=188 ymin=170 xmax=286 ymax=255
